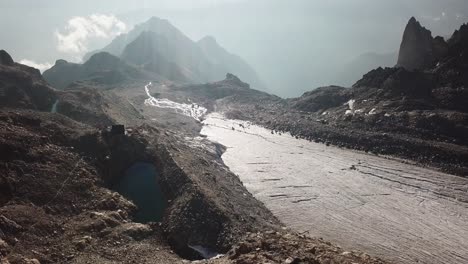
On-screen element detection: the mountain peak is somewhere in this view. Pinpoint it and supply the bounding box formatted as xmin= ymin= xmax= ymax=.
xmin=406 ymin=17 xmax=427 ymax=32
xmin=448 ymin=23 xmax=468 ymax=49
xmin=408 ymin=16 xmax=418 ymax=24
xmin=84 ymin=17 xmax=265 ymax=90
xmin=396 ymin=17 xmax=439 ymax=70
xmin=147 ymin=16 xmax=167 ymax=23
xmin=145 ymin=16 xmax=173 ymax=28
xmin=138 ymin=16 xmax=178 ymax=34
xmin=0 ymin=50 xmax=14 ymax=66
xmin=148 ymin=16 xmax=162 ymax=21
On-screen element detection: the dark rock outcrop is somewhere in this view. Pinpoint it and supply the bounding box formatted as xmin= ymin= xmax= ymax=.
xmin=0 ymin=50 xmax=14 ymax=66
xmin=447 ymin=23 xmax=468 ymax=54
xmin=352 ymin=20 xmax=468 ymax=112
xmin=432 ymin=36 xmax=449 ymax=61
xmin=354 ymin=67 xmax=433 ymax=99
xmin=397 ymin=17 xmax=426 ymax=68
xmin=396 ymin=17 xmax=443 ymax=70
xmin=292 ymin=86 xmax=350 ymax=112
xmin=42 ymin=59 xmax=83 ymax=89
xmin=0 ymin=53 xmax=57 ymax=110
xmin=353 ymin=67 xmax=400 ymax=89
xmin=433 ymin=23 xmax=468 ymax=89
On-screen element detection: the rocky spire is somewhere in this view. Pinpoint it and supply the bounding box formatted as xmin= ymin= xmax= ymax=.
xmin=397 ymin=17 xmax=437 ymax=70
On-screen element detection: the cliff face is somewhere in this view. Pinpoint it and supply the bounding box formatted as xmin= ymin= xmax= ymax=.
xmin=396 ymin=17 xmax=447 ymax=70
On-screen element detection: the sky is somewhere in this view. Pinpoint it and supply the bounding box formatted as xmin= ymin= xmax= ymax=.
xmin=0 ymin=0 xmax=467 ymax=97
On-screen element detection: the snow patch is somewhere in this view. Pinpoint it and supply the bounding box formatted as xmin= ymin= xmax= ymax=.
xmin=368 ymin=108 xmax=377 ymax=115
xmin=345 ymin=99 xmax=356 ymax=116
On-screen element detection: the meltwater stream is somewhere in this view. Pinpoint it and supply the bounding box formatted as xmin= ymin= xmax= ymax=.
xmin=201 ymin=113 xmax=468 ymax=264
xmin=144 ymin=82 xmax=207 ymax=121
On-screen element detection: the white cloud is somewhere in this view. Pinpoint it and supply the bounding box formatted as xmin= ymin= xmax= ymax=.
xmin=19 ymin=59 xmax=53 ymax=73
xmin=55 ymin=14 xmax=126 ymax=54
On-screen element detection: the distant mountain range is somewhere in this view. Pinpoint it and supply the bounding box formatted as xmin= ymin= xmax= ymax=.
xmin=41 ymin=16 xmax=403 ymax=94
xmin=74 ymin=17 xmax=266 ymax=90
